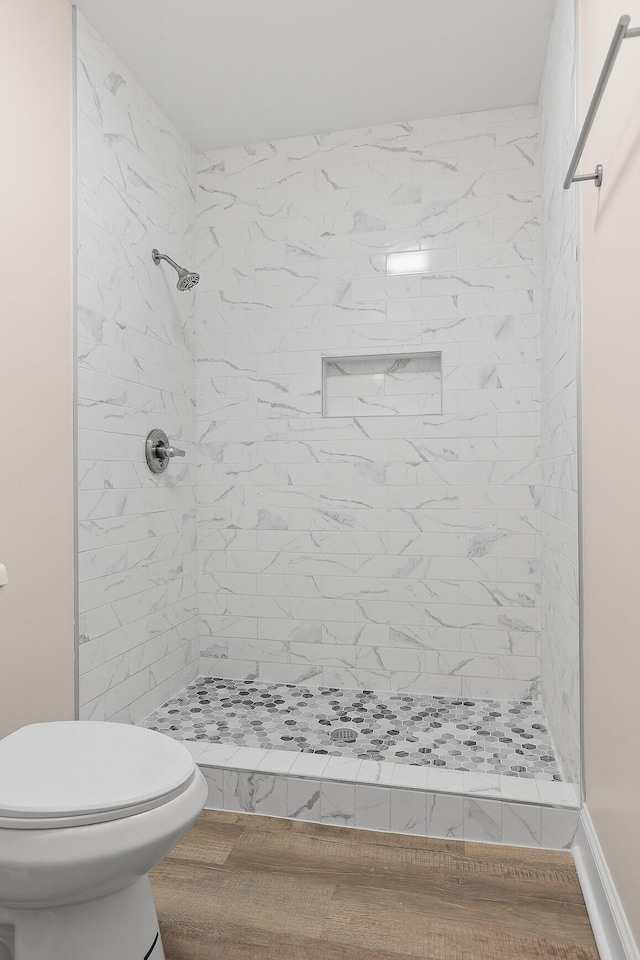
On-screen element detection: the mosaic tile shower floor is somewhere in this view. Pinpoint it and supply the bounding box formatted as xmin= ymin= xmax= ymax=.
xmin=144 ymin=677 xmax=561 ymax=781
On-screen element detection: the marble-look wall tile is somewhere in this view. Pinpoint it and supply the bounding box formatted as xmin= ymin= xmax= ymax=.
xmin=223 ymin=771 xmax=288 ymax=817
xmin=426 ymin=792 xmax=464 ymax=840
xmin=463 ymin=797 xmax=503 ymax=843
xmin=541 ymin=806 xmax=579 ymax=850
xmin=287 ymin=778 xmax=322 ymax=821
xmin=195 ymin=106 xmax=543 ymax=697
xmin=76 ymin=12 xmax=198 ymax=720
xmin=320 ymin=781 xmax=356 ymax=827
xmin=390 ymin=788 xmax=428 ymax=836
xmin=201 ymin=767 xmax=224 ymax=808
xmin=502 ymin=802 xmax=543 ymax=848
xmin=538 ymin=0 xmax=581 ymax=787
xmin=355 ymin=784 xmax=391 ymax=831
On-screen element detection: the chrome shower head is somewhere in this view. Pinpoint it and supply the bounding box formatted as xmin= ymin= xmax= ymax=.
xmin=152 ymin=249 xmax=200 ymax=292
xmin=176 ymin=269 xmax=199 ymax=291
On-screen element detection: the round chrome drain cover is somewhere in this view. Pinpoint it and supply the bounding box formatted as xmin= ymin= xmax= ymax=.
xmin=330 ymin=728 xmax=357 ymax=743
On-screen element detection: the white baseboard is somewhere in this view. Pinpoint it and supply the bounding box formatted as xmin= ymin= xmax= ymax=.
xmin=573 ymin=806 xmax=640 ymax=960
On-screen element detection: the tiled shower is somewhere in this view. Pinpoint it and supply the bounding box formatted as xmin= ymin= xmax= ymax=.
xmin=76 ymin=0 xmax=580 ymax=836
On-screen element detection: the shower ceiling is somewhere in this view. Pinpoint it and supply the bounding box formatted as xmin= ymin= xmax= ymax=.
xmin=73 ymin=0 xmax=555 ymax=150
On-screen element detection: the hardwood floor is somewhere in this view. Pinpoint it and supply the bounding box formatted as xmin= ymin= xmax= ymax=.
xmin=149 ymin=810 xmax=599 ymax=960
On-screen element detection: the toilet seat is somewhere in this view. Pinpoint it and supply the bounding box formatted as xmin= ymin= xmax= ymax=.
xmin=0 ymin=721 xmax=195 ymax=830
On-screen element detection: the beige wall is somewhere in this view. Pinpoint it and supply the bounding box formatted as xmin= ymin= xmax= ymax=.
xmin=0 ymin=0 xmax=75 ymax=736
xmin=580 ymin=0 xmax=640 ymax=942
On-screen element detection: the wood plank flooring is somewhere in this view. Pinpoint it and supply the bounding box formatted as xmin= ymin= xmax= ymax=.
xmin=149 ymin=810 xmax=599 ymax=960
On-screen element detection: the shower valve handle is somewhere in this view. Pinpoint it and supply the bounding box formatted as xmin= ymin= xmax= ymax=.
xmin=159 ymin=443 xmax=185 ymax=460
xmin=145 ymin=429 xmax=185 ymax=473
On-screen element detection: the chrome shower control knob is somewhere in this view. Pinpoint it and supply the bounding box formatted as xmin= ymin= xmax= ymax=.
xmin=158 ymin=443 xmax=185 ymax=460
xmin=145 ymin=429 xmax=185 ymax=474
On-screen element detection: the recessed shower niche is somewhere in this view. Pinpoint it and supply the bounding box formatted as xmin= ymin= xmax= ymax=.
xmin=322 ymin=352 xmax=442 ymax=418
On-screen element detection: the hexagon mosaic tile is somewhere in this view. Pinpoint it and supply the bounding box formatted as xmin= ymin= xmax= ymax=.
xmin=144 ymin=677 xmax=561 ymax=781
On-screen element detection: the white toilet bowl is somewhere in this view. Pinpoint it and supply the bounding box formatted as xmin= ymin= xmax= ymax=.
xmin=0 ymin=721 xmax=207 ymax=960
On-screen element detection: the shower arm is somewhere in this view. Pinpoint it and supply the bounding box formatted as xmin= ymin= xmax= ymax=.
xmin=152 ymin=250 xmax=181 ymax=272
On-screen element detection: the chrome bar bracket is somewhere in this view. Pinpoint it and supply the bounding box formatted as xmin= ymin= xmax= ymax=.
xmin=570 ymin=164 xmax=604 ymax=188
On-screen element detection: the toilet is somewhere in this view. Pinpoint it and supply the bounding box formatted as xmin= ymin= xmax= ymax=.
xmin=0 ymin=721 xmax=207 ymax=960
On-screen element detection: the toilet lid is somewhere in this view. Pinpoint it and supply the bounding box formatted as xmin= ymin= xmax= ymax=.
xmin=0 ymin=721 xmax=195 ymax=820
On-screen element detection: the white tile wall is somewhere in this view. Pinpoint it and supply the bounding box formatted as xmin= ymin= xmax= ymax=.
xmin=195 ymin=107 xmax=543 ymax=697
xmin=76 ymin=13 xmax=199 ymax=721
xmin=538 ymin=0 xmax=581 ymax=786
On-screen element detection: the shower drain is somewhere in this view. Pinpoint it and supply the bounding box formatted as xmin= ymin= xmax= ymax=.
xmin=330 ymin=727 xmax=358 ymax=743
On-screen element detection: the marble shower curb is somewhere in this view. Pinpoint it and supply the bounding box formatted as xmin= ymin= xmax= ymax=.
xmin=183 ymin=741 xmax=580 ymax=851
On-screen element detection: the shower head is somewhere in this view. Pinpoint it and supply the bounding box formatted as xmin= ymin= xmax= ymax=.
xmin=175 ymin=269 xmax=199 ymax=292
xmin=152 ymin=249 xmax=200 ymax=291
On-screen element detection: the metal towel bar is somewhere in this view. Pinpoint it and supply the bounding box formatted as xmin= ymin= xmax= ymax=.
xmin=564 ymin=14 xmax=640 ymax=189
